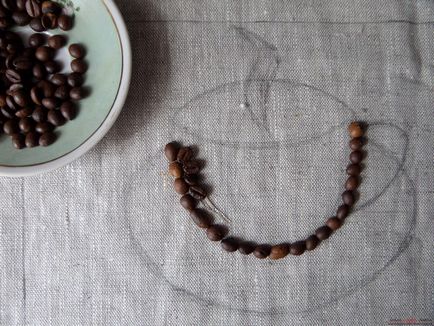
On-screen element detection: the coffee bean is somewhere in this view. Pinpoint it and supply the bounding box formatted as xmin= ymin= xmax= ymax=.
xmin=39 ymin=131 xmax=56 ymax=146
xmin=189 ymin=186 xmax=207 ymax=200
xmin=51 ymin=73 xmax=67 ymax=86
xmin=35 ymin=46 xmax=53 ymax=62
xmin=38 ymin=80 xmax=55 ymax=97
xmin=350 ymin=150 xmax=363 ymax=164
xmin=315 ymin=225 xmax=332 ymax=241
xmin=28 ymin=33 xmax=45 ymax=47
xmin=6 ymin=95 xmax=18 ymax=110
xmin=44 ymin=60 xmax=59 ymax=74
xmin=190 ymin=209 xmax=213 ymax=229
xmin=1 ymin=0 xmax=15 ymax=11
xmin=13 ymin=56 xmax=33 ymax=70
xmin=18 ymin=117 xmax=33 ymax=132
xmin=5 ymin=55 xmax=15 ymax=70
xmin=173 ymin=178 xmax=189 ymax=195
xmin=12 ymin=89 xmax=28 ymax=107
xmin=48 ymin=35 xmax=66 ymax=49
xmin=326 ymin=217 xmax=342 ymax=231
xmin=17 ymin=0 xmax=26 ymax=10
xmin=168 ymin=162 xmax=183 ymax=178
xmin=32 ymin=106 xmax=47 ymax=122
xmin=29 ymin=17 xmax=45 ymax=32
xmin=42 ymin=97 xmax=58 ymax=110
xmin=60 ymin=101 xmax=76 ymax=120
xmin=345 ymin=176 xmax=359 ymax=191
xmin=25 ymin=132 xmax=39 ymax=148
xmin=183 ymin=160 xmax=201 ymax=174
xmin=336 ymin=204 xmax=350 ymax=220
xmin=206 ymin=224 xmax=227 ymax=241
xmin=69 ymin=87 xmax=84 ymax=100
xmin=35 ymin=121 xmax=54 ymax=133
xmin=12 ymin=133 xmax=25 ymax=149
xmin=221 ymin=237 xmax=239 ymax=252
xmin=68 ymin=43 xmax=85 ymax=58
xmin=26 ymin=0 xmax=41 ymax=17
xmin=238 ymin=241 xmax=256 ymax=255
xmin=54 ymin=85 xmax=69 ymax=100
xmin=349 ymin=137 xmax=364 ymax=150
xmin=41 ymin=13 xmax=57 ymax=29
xmin=177 ymin=147 xmax=193 ymax=163
xmin=67 ymin=72 xmax=83 ymax=87
xmin=269 ymin=243 xmax=290 ymax=260
xmin=5 ymin=69 xmax=21 ymax=83
xmin=12 ymin=11 xmax=31 ymax=26
xmin=1 ymin=107 xmax=15 ymax=119
xmin=41 ymin=1 xmax=60 ymax=14
xmin=180 ymin=194 xmax=197 ymax=211
xmin=30 ymin=86 xmax=43 ymax=105
xmin=342 ymin=190 xmax=355 ymax=206
xmin=3 ymin=119 xmax=19 ymax=134
xmin=253 ymin=244 xmax=271 ymax=259
xmin=164 ymin=142 xmax=179 ymax=161
xmin=15 ymin=107 xmax=32 ymax=118
xmin=184 ymin=174 xmax=200 ymax=186
xmin=305 ymin=235 xmax=320 ymax=251
xmin=346 ymin=163 xmax=361 ymax=176
xmin=348 ymin=122 xmax=364 ymax=138
xmin=47 ymin=110 xmax=65 ymax=126
xmin=289 ymin=241 xmax=306 ymax=256
xmin=57 ymin=14 xmax=72 ymax=31
xmin=32 ymin=63 xmax=46 ymax=79
xmin=70 ymin=59 xmax=87 ymax=73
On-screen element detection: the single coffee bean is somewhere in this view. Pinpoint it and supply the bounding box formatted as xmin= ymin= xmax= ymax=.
xmin=60 ymin=101 xmax=76 ymax=120
xmin=51 ymin=73 xmax=67 ymax=86
xmin=68 ymin=43 xmax=85 ymax=58
xmin=41 ymin=13 xmax=57 ymax=29
xmin=42 ymin=97 xmax=58 ymax=110
xmin=41 ymin=1 xmax=61 ymax=14
xmin=349 ymin=137 xmax=364 ymax=150
xmin=289 ymin=241 xmax=306 ymax=256
xmin=44 ymin=61 xmax=59 ymax=74
xmin=39 ymin=131 xmax=56 ymax=146
xmin=57 ymin=14 xmax=72 ymax=30
xmin=47 ymin=110 xmax=65 ymax=126
xmin=25 ymin=132 xmax=39 ymax=148
xmin=269 ymin=243 xmax=290 ymax=260
xmin=315 ymin=225 xmax=332 ymax=241
xmin=253 ymin=244 xmax=272 ymax=259
xmin=190 ymin=209 xmax=213 ymax=229
xmin=173 ymin=178 xmax=189 ymax=195
xmin=238 ymin=241 xmax=256 ymax=255
xmin=26 ymin=0 xmax=41 ymax=17
xmin=67 ymin=72 xmax=84 ymax=87
xmin=184 ymin=174 xmax=200 ymax=186
xmin=18 ymin=117 xmax=33 ymax=133
xmin=35 ymin=121 xmax=53 ymax=133
xmin=3 ymin=119 xmax=19 ymax=134
xmin=29 ymin=17 xmax=45 ymax=32
xmin=28 ymin=33 xmax=46 ymax=47
xmin=206 ymin=224 xmax=227 ymax=241
xmin=38 ymin=80 xmax=55 ymax=97
xmin=30 ymin=86 xmax=43 ymax=105
xmin=221 ymin=237 xmax=239 ymax=253
xmin=6 ymin=95 xmax=18 ymax=110
xmin=12 ymin=133 xmax=25 ymax=149
xmin=32 ymin=107 xmax=47 ymax=122
xmin=183 ymin=160 xmax=201 ymax=174
xmin=305 ymin=235 xmax=320 ymax=251
xmin=348 ymin=122 xmax=364 ymax=138
xmin=346 ymin=163 xmax=361 ymax=176
xmin=5 ymin=55 xmax=15 ymax=70
xmin=5 ymin=69 xmax=22 ymax=83
xmin=1 ymin=107 xmax=15 ymax=119
xmin=189 ymin=185 xmax=207 ymax=200
xmin=350 ymin=150 xmax=363 ymax=164
xmin=342 ymin=190 xmax=355 ymax=206
xmin=336 ymin=204 xmax=350 ymax=220
xmin=15 ymin=107 xmax=32 ymax=118
xmin=180 ymin=194 xmax=197 ymax=211
xmin=12 ymin=11 xmax=31 ymax=26
xmin=54 ymin=85 xmax=70 ymax=100
xmin=32 ymin=63 xmax=46 ymax=80
xmin=345 ymin=176 xmax=359 ymax=191
xmin=12 ymin=89 xmax=28 ymax=107
xmin=47 ymin=35 xmax=66 ymax=49
xmin=177 ymin=147 xmax=193 ymax=163
xmin=13 ymin=56 xmax=33 ymax=70
xmin=326 ymin=217 xmax=342 ymax=231
xmin=17 ymin=0 xmax=26 ymax=10
xmin=69 ymin=87 xmax=84 ymax=100
xmin=164 ymin=142 xmax=179 ymax=161
xmin=35 ymin=46 xmax=53 ymax=62
xmin=168 ymin=162 xmax=183 ymax=178
xmin=70 ymin=59 xmax=87 ymax=73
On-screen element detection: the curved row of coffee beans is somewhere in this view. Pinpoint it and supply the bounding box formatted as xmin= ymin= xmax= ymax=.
xmin=164 ymin=121 xmax=366 ymax=260
xmin=0 ymin=0 xmax=88 ymax=149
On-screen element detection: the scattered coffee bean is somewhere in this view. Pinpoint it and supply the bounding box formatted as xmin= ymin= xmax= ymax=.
xmin=164 ymin=142 xmax=179 ymax=161
xmin=342 ymin=190 xmax=355 ymax=206
xmin=12 ymin=11 xmax=31 ymax=26
xmin=32 ymin=63 xmax=46 ymax=79
xmin=42 ymin=97 xmax=58 ymax=110
xmin=41 ymin=13 xmax=57 ymax=29
xmin=70 ymin=59 xmax=87 ymax=74
xmin=238 ymin=241 xmax=256 ymax=255
xmin=15 ymin=107 xmax=33 ymax=118
xmin=12 ymin=89 xmax=28 ymax=107
xmin=26 ymin=0 xmax=42 ymax=18
xmin=336 ymin=204 xmax=350 ymax=220
xmin=35 ymin=46 xmax=53 ymax=62
xmin=68 ymin=43 xmax=85 ymax=58
xmin=350 ymin=150 xmax=364 ymax=164
xmin=47 ymin=34 xmax=66 ymax=49
xmin=41 ymin=1 xmax=61 ymax=14
xmin=3 ymin=119 xmax=19 ymax=134
xmin=315 ymin=225 xmax=332 ymax=241
xmin=345 ymin=176 xmax=359 ymax=191
xmin=44 ymin=61 xmax=59 ymax=74
xmin=35 ymin=121 xmax=53 ymax=133
xmin=54 ymin=85 xmax=70 ymax=100
xmin=29 ymin=17 xmax=45 ymax=32
xmin=69 ymin=87 xmax=84 ymax=100
xmin=184 ymin=174 xmax=200 ymax=186
xmin=349 ymin=137 xmax=364 ymax=150
xmin=183 ymin=160 xmax=201 ymax=174
xmin=67 ymin=72 xmax=84 ymax=87
xmin=18 ymin=117 xmax=34 ymax=133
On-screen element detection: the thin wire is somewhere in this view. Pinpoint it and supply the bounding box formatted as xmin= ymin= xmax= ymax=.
xmin=202 ymin=197 xmax=232 ymax=224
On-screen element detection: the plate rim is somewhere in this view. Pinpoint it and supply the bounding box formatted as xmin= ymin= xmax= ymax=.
xmin=0 ymin=0 xmax=132 ymax=177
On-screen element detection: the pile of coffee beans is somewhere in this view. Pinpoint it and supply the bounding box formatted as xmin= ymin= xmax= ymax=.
xmin=0 ymin=0 xmax=88 ymax=149
xmin=164 ymin=122 xmax=367 ymax=260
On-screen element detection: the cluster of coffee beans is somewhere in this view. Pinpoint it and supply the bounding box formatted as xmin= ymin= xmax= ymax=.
xmin=0 ymin=0 xmax=88 ymax=149
xmin=164 ymin=122 xmax=367 ymax=260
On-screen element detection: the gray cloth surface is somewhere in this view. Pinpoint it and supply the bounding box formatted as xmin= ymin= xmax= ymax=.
xmin=1 ymin=0 xmax=433 ymax=325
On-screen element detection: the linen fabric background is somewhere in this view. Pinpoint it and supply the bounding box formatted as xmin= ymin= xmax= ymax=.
xmin=1 ymin=0 xmax=433 ymax=325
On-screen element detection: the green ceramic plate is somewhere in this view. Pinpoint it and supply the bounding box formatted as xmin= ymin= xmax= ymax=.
xmin=0 ymin=0 xmax=131 ymax=177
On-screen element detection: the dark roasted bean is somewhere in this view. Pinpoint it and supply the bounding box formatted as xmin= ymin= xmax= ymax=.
xmin=12 ymin=89 xmax=28 ymax=107
xmin=47 ymin=35 xmax=66 ymax=49
xmin=164 ymin=142 xmax=179 ymax=161
xmin=6 ymin=95 xmax=18 ymax=110
xmin=221 ymin=237 xmax=239 ymax=252
xmin=25 ymin=132 xmax=39 ymax=148
xmin=349 ymin=137 xmax=364 ymax=150
xmin=348 ymin=122 xmax=364 ymax=138
xmin=15 ymin=107 xmax=32 ymax=118
xmin=51 ymin=73 xmax=67 ymax=86
xmin=177 ymin=147 xmax=193 ymax=163
xmin=206 ymin=224 xmax=227 ymax=241
xmin=57 ymin=14 xmax=72 ymax=30
xmin=345 ymin=176 xmax=359 ymax=191
xmin=184 ymin=174 xmax=200 ymax=186
xmin=26 ymin=0 xmax=42 ymax=17
xmin=38 ymin=80 xmax=55 ymax=97
xmin=29 ymin=17 xmax=45 ymax=32
xmin=315 ymin=225 xmax=332 ymax=241
xmin=35 ymin=121 xmax=53 ymax=133
xmin=289 ymin=241 xmax=306 ymax=256
xmin=336 ymin=204 xmax=350 ymax=220
xmin=305 ymin=235 xmax=320 ymax=251
xmin=253 ymin=244 xmax=271 ymax=259
xmin=39 ymin=131 xmax=56 ymax=146
xmin=1 ymin=107 xmax=15 ymax=119
xmin=28 ymin=33 xmax=46 ymax=47
xmin=18 ymin=117 xmax=33 ymax=132
xmin=12 ymin=133 xmax=25 ymax=149
xmin=3 ymin=119 xmax=19 ymax=134
xmin=69 ymin=87 xmax=84 ymax=100
xmin=168 ymin=162 xmax=183 ymax=178
xmin=60 ymin=101 xmax=76 ymax=120
xmin=17 ymin=0 xmax=26 ymax=10
xmin=326 ymin=217 xmax=342 ymax=231
xmin=269 ymin=243 xmax=290 ymax=260
xmin=31 ymin=106 xmax=47 ymax=122
xmin=180 ymin=194 xmax=196 ymax=211
xmin=346 ymin=163 xmax=361 ymax=176
xmin=238 ymin=241 xmax=256 ymax=255
xmin=183 ymin=160 xmax=201 ymax=174
xmin=70 ymin=59 xmax=87 ymax=73
xmin=35 ymin=46 xmax=53 ymax=62
xmin=190 ymin=209 xmax=213 ymax=228
xmin=190 ymin=185 xmax=207 ymax=200
xmin=41 ymin=97 xmax=58 ymax=110
xmin=54 ymin=85 xmax=69 ymax=100
xmin=67 ymin=72 xmax=84 ymax=87
xmin=342 ymin=190 xmax=355 ymax=206
xmin=174 ymin=178 xmax=189 ymax=195
xmin=5 ymin=69 xmax=21 ymax=83
xmin=47 ymin=110 xmax=65 ymax=126
xmin=68 ymin=43 xmax=85 ymax=58
xmin=349 ymin=150 xmax=363 ymax=164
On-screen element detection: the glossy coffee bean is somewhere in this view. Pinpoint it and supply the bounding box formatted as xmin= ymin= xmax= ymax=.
xmin=0 ymin=107 xmax=14 ymax=120
xmin=206 ymin=224 xmax=227 ymax=241
xmin=315 ymin=225 xmax=332 ymax=241
xmin=12 ymin=89 xmax=28 ymax=107
xmin=326 ymin=217 xmax=342 ymax=231
xmin=221 ymin=237 xmax=239 ymax=252
xmin=12 ymin=134 xmax=25 ymax=149
xmin=183 ymin=160 xmax=201 ymax=174
xmin=38 ymin=80 xmax=55 ymax=97
xmin=42 ymin=1 xmax=61 ymax=14
xmin=32 ymin=107 xmax=47 ymax=122
xmin=69 ymin=87 xmax=85 ymax=100
xmin=184 ymin=174 xmax=200 ymax=186
xmin=168 ymin=162 xmax=183 ymax=178
xmin=30 ymin=17 xmax=46 ymax=32
xmin=342 ymin=190 xmax=355 ymax=206
xmin=177 ymin=147 xmax=193 ymax=163
xmin=289 ymin=241 xmax=306 ymax=256
xmin=35 ymin=121 xmax=54 ymax=133
xmin=17 ymin=0 xmax=26 ymax=10
xmin=346 ymin=163 xmax=361 ymax=176
xmin=44 ymin=61 xmax=59 ymax=74
xmin=54 ymin=85 xmax=70 ymax=100
xmin=42 ymin=97 xmax=58 ymax=110
xmin=350 ymin=150 xmax=364 ymax=164
xmin=19 ymin=117 xmax=33 ymax=133
xmin=180 ymin=194 xmax=196 ymax=211
xmin=305 ymin=235 xmax=320 ymax=251
xmin=47 ymin=35 xmax=66 ymax=49
xmin=51 ymin=74 xmax=67 ymax=86
xmin=349 ymin=137 xmax=364 ymax=150
xmin=3 ymin=120 xmax=19 ymax=134
xmin=68 ymin=43 xmax=85 ymax=58
xmin=47 ymin=110 xmax=65 ymax=126
xmin=58 ymin=14 xmax=72 ymax=31
xmin=67 ymin=72 xmax=84 ymax=87
xmin=164 ymin=142 xmax=179 ymax=162
xmin=189 ymin=186 xmax=207 ymax=200
xmin=71 ymin=59 xmax=87 ymax=73
xmin=35 ymin=46 xmax=53 ymax=62
xmin=15 ymin=107 xmax=32 ymax=118
xmin=238 ymin=241 xmax=256 ymax=255
xmin=348 ymin=122 xmax=364 ymax=138
xmin=33 ymin=63 xmax=46 ymax=79
xmin=12 ymin=11 xmax=31 ymax=26
xmin=336 ymin=204 xmax=350 ymax=220
xmin=6 ymin=69 xmax=22 ymax=83
xmin=28 ymin=33 xmax=46 ymax=47
xmin=60 ymin=101 xmax=76 ymax=120
xmin=25 ymin=132 xmax=39 ymax=148
xmin=41 ymin=13 xmax=57 ymax=29
xmin=26 ymin=0 xmax=41 ymax=17
xmin=190 ymin=209 xmax=213 ymax=229
xmin=345 ymin=176 xmax=359 ymax=191
xmin=174 ymin=178 xmax=189 ymax=195
xmin=269 ymin=243 xmax=290 ymax=260
xmin=39 ymin=131 xmax=56 ymax=146
xmin=6 ymin=95 xmax=18 ymax=110
xmin=253 ymin=244 xmax=272 ymax=259
xmin=13 ymin=56 xmax=33 ymax=70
